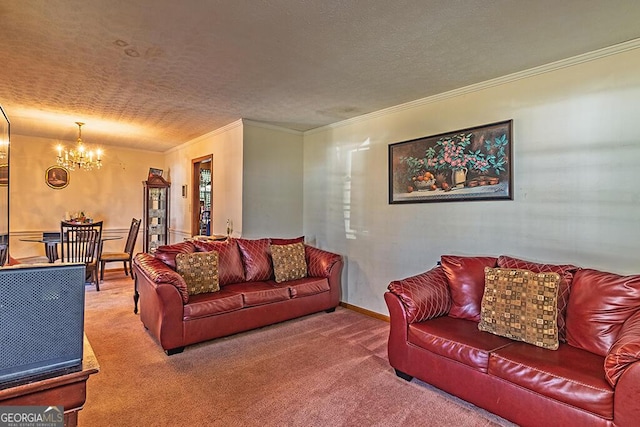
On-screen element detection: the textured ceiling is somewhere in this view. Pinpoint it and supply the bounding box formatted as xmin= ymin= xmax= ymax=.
xmin=1 ymin=1 xmax=640 ymax=152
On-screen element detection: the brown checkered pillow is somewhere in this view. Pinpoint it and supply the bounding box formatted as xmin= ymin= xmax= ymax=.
xmin=497 ymin=255 xmax=578 ymax=342
xmin=479 ymin=267 xmax=561 ymax=350
xmin=175 ymin=251 xmax=220 ymax=295
xmin=270 ymin=243 xmax=307 ymax=283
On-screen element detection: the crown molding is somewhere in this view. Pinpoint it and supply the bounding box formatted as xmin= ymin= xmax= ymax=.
xmin=305 ymin=38 xmax=640 ymax=136
xmin=167 ymin=118 xmax=303 ymax=153
xmin=242 ymin=119 xmax=304 ymax=135
xmin=166 ymin=119 xmax=244 ymax=153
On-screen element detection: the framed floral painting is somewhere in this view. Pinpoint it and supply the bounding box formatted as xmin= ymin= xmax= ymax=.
xmin=389 ymin=120 xmax=513 ymax=203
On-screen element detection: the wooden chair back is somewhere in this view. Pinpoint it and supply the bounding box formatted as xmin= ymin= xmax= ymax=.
xmin=124 ymin=218 xmax=141 ymax=257
xmin=0 ymin=246 xmax=6 ymax=266
xmin=60 ymin=221 xmax=103 ymax=264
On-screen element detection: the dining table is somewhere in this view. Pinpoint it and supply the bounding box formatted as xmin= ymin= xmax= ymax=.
xmin=20 ymin=232 xmax=123 ymax=284
xmin=19 ymin=233 xmax=123 ymax=269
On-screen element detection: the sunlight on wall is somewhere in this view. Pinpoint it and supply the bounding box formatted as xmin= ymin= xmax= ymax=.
xmin=343 ymin=138 xmax=370 ymax=239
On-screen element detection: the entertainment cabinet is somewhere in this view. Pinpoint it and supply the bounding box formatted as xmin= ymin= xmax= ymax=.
xmin=0 ymin=336 xmax=99 ymax=427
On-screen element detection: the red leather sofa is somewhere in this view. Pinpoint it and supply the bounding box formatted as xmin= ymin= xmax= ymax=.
xmin=385 ymin=255 xmax=640 ymax=427
xmin=133 ymin=237 xmax=342 ymax=355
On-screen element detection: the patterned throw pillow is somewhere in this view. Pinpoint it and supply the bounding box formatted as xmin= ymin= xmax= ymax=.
xmin=175 ymin=251 xmax=220 ymax=296
xmin=192 ymin=239 xmax=245 ymax=285
xmin=154 ymin=241 xmax=196 ymax=270
xmin=497 ymin=255 xmax=578 ymax=342
xmin=236 ymin=238 xmax=273 ymax=281
xmin=478 ymin=267 xmax=561 ymax=350
xmin=270 ymin=243 xmax=307 ymax=283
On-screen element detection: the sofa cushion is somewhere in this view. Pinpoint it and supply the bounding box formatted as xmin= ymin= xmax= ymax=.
xmin=175 ymin=251 xmax=220 ymax=296
xmin=479 ymin=267 xmax=560 ymax=350
xmin=604 ymin=310 xmax=640 ymax=387
xmin=236 ymin=238 xmax=273 ymax=281
xmin=270 ymin=236 xmax=304 ymax=245
xmin=441 ymin=255 xmax=497 ymax=322
xmin=498 ymin=255 xmax=578 ymax=342
xmin=224 ymin=282 xmax=291 ymax=307
xmin=408 ymin=316 xmax=513 ymax=372
xmin=270 ymin=242 xmax=308 ymax=283
xmin=566 ymin=268 xmax=640 ymax=357
xmin=193 ymin=239 xmax=245 ymax=285
xmin=489 ymin=342 xmax=614 ymax=419
xmin=278 ymin=277 xmax=330 ymax=298
xmin=154 ymin=241 xmax=196 ymax=270
xmin=183 ymin=289 xmax=244 ymax=320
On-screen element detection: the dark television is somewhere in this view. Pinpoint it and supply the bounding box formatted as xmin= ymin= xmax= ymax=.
xmin=0 ymin=263 xmax=86 ymax=385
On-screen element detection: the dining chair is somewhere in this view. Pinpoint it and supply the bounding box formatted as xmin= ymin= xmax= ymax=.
xmin=100 ymin=218 xmax=141 ymax=281
xmin=60 ymin=221 xmax=103 ymax=290
xmin=0 ymin=234 xmax=8 ymax=266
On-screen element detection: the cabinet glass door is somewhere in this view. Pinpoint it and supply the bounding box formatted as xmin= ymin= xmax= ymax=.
xmin=147 ymin=187 xmax=166 ymax=252
xmin=143 ymin=175 xmax=170 ymax=253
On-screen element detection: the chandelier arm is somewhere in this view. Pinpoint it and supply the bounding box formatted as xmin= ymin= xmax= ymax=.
xmin=55 ymin=122 xmax=103 ymax=171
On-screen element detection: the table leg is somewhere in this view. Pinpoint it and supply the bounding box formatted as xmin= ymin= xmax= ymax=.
xmin=45 ymin=243 xmax=59 ymax=263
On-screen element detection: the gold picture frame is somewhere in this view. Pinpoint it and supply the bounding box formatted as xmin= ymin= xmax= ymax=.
xmin=46 ymin=166 xmax=70 ymax=189
xmin=389 ymin=120 xmax=513 ymax=203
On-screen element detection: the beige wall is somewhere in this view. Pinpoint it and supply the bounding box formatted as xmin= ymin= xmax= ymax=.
xmin=163 ymin=119 xmax=304 ymax=241
xmin=303 ymin=45 xmax=640 ymax=314
xmin=9 ymin=134 xmax=164 ymax=259
xmin=242 ymin=121 xmax=303 ymax=238
xmin=163 ymin=120 xmax=244 ymax=242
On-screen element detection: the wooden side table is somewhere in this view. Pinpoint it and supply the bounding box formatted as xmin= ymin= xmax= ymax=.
xmin=0 ymin=335 xmax=99 ymax=427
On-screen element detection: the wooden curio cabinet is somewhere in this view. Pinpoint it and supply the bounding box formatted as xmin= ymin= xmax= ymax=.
xmin=143 ymin=175 xmax=170 ymax=253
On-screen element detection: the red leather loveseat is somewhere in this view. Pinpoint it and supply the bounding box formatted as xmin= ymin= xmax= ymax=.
xmin=385 ymin=255 xmax=640 ymax=427
xmin=133 ymin=237 xmax=342 ymax=355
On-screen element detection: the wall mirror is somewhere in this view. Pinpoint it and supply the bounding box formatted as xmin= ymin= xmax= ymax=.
xmin=0 ymin=106 xmax=9 ymax=265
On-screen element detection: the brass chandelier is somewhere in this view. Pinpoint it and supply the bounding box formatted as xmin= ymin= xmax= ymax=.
xmin=56 ymin=122 xmax=103 ymax=171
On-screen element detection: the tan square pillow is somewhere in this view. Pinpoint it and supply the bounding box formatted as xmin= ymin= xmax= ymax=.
xmin=478 ymin=267 xmax=561 ymax=350
xmin=175 ymin=251 xmax=220 ymax=295
xmin=270 ymin=243 xmax=307 ymax=283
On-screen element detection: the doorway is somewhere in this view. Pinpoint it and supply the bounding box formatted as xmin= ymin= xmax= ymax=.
xmin=191 ymin=155 xmax=212 ymax=236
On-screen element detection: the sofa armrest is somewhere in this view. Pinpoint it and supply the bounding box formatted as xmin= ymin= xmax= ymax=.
xmin=304 ymin=245 xmax=342 ymax=278
xmin=134 ymin=253 xmax=189 ymax=303
xmin=387 ymin=265 xmax=451 ymax=324
xmin=605 ymin=309 xmax=640 ymax=387
xmin=613 ymin=360 xmax=640 ymax=426
xmin=304 ymin=245 xmax=343 ymax=307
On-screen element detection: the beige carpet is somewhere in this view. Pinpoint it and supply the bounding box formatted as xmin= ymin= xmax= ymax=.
xmin=81 ymin=271 xmax=515 ymax=427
